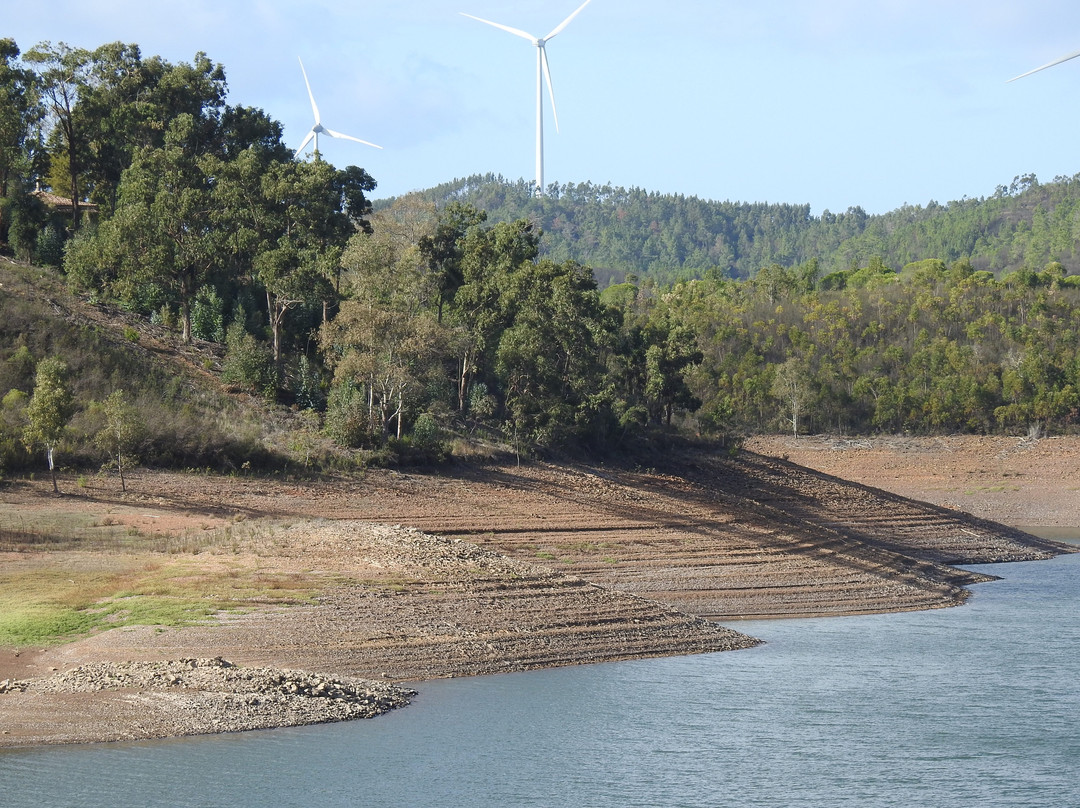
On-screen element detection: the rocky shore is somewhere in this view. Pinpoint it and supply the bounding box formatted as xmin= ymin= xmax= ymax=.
xmin=0 ymin=657 xmax=413 ymax=744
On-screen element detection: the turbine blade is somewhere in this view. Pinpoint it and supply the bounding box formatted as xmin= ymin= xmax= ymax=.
xmin=298 ymin=57 xmax=321 ymax=124
xmin=460 ymin=12 xmax=538 ymax=44
xmin=1008 ymin=48 xmax=1080 ymax=82
xmin=545 ymin=0 xmax=593 ymax=40
xmin=324 ymin=128 xmax=384 ymax=150
xmin=294 ymin=130 xmax=315 ymax=159
xmin=541 ymin=46 xmax=560 ymax=133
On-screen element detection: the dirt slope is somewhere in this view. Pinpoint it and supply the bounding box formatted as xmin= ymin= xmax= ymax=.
xmin=745 ymin=433 xmax=1080 ymax=531
xmin=337 ymin=449 xmax=1066 ymax=620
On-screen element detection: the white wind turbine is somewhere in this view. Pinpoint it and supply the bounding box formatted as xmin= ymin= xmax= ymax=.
xmin=461 ymin=0 xmax=593 ymax=195
xmin=294 ymin=57 xmax=382 ymax=160
xmin=1008 ymin=47 xmax=1080 ymax=82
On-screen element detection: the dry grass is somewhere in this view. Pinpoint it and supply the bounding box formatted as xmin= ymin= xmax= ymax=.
xmin=0 ymin=515 xmax=329 ymax=649
xmin=0 ymin=506 xmax=272 ymax=555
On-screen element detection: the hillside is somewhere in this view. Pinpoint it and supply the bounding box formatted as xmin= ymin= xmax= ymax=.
xmin=0 ymin=256 xmax=361 ymax=476
xmin=397 ymin=172 xmax=1080 ymax=284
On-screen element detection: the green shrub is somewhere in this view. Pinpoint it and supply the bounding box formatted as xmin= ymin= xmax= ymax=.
xmin=290 ymin=354 xmax=325 ymax=410
xmin=150 ymin=304 xmax=177 ymax=331
xmin=410 ymin=412 xmax=442 ymax=450
xmin=1 ymin=344 xmax=36 ymax=394
xmin=35 ymin=225 xmax=65 ymax=268
xmin=6 ymin=194 xmax=47 ymax=262
xmin=191 ymin=286 xmax=225 ymax=343
xmin=324 ymin=382 xmax=369 ymax=448
xmin=468 ymin=382 xmax=497 ymax=418
xmin=0 ymin=389 xmax=30 ymax=472
xmin=221 ymin=321 xmax=277 ymax=399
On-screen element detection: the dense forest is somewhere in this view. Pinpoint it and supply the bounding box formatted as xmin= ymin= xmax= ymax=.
xmin=3 ymin=38 xmax=1080 ymax=479
xmin=407 ymin=173 xmax=1080 ymax=286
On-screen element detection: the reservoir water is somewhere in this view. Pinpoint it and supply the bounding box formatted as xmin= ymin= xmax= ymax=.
xmin=2 ymin=549 xmax=1078 ymax=808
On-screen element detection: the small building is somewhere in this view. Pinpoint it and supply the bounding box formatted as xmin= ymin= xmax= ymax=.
xmin=30 ymin=190 xmax=99 ymax=230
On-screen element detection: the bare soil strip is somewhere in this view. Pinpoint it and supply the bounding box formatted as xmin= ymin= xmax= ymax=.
xmin=1 ymin=437 xmax=1075 ymax=746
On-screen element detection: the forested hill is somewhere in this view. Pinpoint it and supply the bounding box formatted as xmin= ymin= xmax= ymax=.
xmin=390 ymin=172 xmax=1080 ymax=285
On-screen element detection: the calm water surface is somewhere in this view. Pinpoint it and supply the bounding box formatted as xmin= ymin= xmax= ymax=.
xmin=2 ymin=549 xmax=1078 ymax=808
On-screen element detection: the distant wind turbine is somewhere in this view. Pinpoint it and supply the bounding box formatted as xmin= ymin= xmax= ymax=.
xmin=294 ymin=57 xmax=382 ymax=160
xmin=1008 ymin=48 xmax=1080 ymax=82
xmin=461 ymin=0 xmax=593 ymax=195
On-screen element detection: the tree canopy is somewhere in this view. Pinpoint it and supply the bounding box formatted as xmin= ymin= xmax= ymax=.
xmin=6 ymin=36 xmax=1080 ymax=472
xmin=402 ymin=173 xmax=1080 ymax=286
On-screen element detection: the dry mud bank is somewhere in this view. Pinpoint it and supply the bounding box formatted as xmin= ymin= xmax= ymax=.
xmin=1 ymin=440 xmax=1074 ymax=746
xmin=744 ymin=434 xmax=1080 ymax=531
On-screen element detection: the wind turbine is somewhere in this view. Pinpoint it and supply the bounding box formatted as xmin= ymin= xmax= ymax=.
xmin=461 ymin=0 xmax=593 ymax=195
xmin=1008 ymin=48 xmax=1080 ymax=82
xmin=294 ymin=57 xmax=382 ymax=160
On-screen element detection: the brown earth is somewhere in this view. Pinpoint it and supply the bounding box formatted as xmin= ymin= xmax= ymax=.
xmin=1 ymin=435 xmax=1077 ymax=747
xmin=744 ymin=433 xmax=1080 ymax=533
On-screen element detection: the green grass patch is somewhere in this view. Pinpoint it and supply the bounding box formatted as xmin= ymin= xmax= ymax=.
xmin=556 ymin=541 xmax=614 ymax=555
xmin=963 ymin=484 xmax=1021 ymax=495
xmin=0 ymin=602 xmax=102 ymax=646
xmin=0 ymin=559 xmax=324 ymax=649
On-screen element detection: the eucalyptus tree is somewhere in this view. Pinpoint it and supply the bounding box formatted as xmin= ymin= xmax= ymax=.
xmin=493 ymin=257 xmax=616 ymax=449
xmin=450 ymin=218 xmax=541 ymax=411
xmin=321 ymin=198 xmax=448 ymax=442
xmin=771 ymin=357 xmax=811 ymax=438
xmin=68 ymin=113 xmax=219 ymax=342
xmin=321 ymin=293 xmax=447 ymax=441
xmin=76 ymin=45 xmax=228 ymax=211
xmin=216 ymin=104 xmax=292 ymax=162
xmin=69 ymin=41 xmax=157 ymax=211
xmin=643 ymin=320 xmax=702 ymax=427
xmin=22 ymin=41 xmax=93 ymax=228
xmin=259 ymin=159 xmax=348 ymax=361
xmin=0 ymin=39 xmax=42 ymax=248
xmin=418 ymin=201 xmax=488 ymax=323
xmin=22 ymin=41 xmax=232 ymax=226
xmin=94 ymin=389 xmax=143 ymax=492
xmin=214 ymin=153 xmax=375 ymax=365
xmin=23 ymin=356 xmax=74 ymax=494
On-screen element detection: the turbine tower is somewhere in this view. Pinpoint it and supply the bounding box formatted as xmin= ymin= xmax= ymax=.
xmin=462 ymin=0 xmax=592 ymax=195
xmin=1008 ymin=48 xmax=1080 ymax=82
xmin=294 ymin=57 xmax=382 ymax=160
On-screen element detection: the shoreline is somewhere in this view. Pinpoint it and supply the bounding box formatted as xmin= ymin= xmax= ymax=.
xmin=0 ymin=658 xmax=416 ymax=746
xmin=3 ymin=436 xmax=1077 ymax=748
xmin=1012 ymin=528 xmax=1080 ymax=544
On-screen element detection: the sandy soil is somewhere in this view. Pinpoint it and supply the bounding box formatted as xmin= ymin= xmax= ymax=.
xmin=2 ymin=435 xmax=1076 ymax=746
xmin=744 ymin=433 xmax=1080 ymax=532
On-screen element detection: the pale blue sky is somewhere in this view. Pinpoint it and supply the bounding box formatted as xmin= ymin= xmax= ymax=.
xmin=6 ymin=1 xmax=1080 ymax=213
